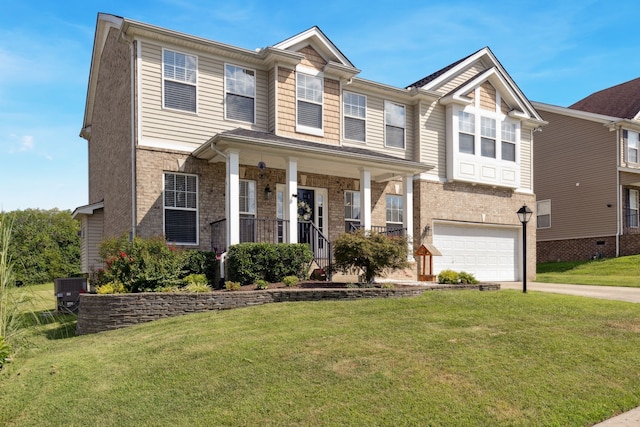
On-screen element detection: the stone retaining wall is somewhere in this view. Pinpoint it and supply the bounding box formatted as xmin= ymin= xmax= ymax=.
xmin=76 ymin=284 xmax=500 ymax=335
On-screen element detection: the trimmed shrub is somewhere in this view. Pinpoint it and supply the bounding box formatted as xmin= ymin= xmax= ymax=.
xmin=225 ymin=281 xmax=240 ymax=291
xmin=183 ymin=282 xmax=211 ymax=293
xmin=226 ymin=243 xmax=313 ymax=285
xmin=96 ymin=282 xmax=126 ymax=294
xmin=458 ymin=271 xmax=479 ymax=284
xmin=182 ymin=274 xmax=208 ymax=287
xmin=332 ymin=229 xmax=409 ymax=283
xmin=254 ymin=279 xmax=269 ymax=290
xmin=183 ymin=250 xmax=219 ymax=285
xmin=282 ymin=275 xmax=298 ymax=287
xmin=437 ymin=269 xmax=459 ymax=284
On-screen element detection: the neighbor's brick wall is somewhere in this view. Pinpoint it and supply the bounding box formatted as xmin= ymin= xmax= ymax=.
xmin=539 ymin=234 xmax=640 ymax=262
xmin=76 ymin=284 xmax=499 ymax=335
xmin=414 ymin=179 xmax=537 ymax=281
xmin=88 ymin=28 xmax=133 ymax=239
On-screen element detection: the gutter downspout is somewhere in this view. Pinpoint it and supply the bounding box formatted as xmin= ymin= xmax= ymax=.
xmin=616 ymin=127 xmax=621 ymax=257
xmin=124 ymin=32 xmax=137 ymax=242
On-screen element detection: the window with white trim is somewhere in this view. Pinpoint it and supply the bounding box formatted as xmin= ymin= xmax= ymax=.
xmin=625 ymin=130 xmax=639 ymax=164
xmin=536 ymin=199 xmax=551 ymax=229
xmin=225 ymin=64 xmax=255 ymax=123
xmin=163 ymin=49 xmax=197 ymax=112
xmin=481 ymin=117 xmax=496 ymax=158
xmin=628 ymin=189 xmax=639 ymax=228
xmin=344 ymin=92 xmax=366 ymax=142
xmin=296 ymin=72 xmax=323 ymax=133
xmin=164 ymin=173 xmax=198 ymax=244
xmin=458 ymin=111 xmax=475 ymax=154
xmin=501 ymin=121 xmax=516 ymax=162
xmin=344 ymin=190 xmax=361 ymax=232
xmin=384 ymin=101 xmax=406 ymax=149
xmin=239 ymin=180 xmax=256 ymax=216
xmin=386 ymin=195 xmax=403 ymax=230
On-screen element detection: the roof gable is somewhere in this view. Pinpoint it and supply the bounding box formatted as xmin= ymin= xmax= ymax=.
xmin=569 ymin=77 xmax=640 ymax=120
xmin=272 ymin=26 xmax=354 ymax=69
xmin=408 ymin=47 xmax=543 ymax=123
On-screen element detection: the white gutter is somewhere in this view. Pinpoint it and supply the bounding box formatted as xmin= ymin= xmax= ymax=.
xmin=616 ymin=126 xmax=621 ymax=257
xmin=128 ymin=35 xmax=137 ymax=241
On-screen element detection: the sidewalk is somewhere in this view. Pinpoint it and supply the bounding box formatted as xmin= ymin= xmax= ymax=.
xmin=499 ymin=281 xmax=640 ymax=426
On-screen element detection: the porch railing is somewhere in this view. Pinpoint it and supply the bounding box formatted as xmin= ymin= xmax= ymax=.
xmin=299 ymin=221 xmax=332 ymax=281
xmin=349 ymin=223 xmax=407 ymax=237
xmin=210 ymin=217 xmax=290 ymax=254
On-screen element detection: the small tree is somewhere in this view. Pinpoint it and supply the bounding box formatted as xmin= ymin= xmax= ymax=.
xmin=332 ymin=229 xmax=409 ymax=283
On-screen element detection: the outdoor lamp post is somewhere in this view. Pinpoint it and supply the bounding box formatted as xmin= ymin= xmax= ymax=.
xmin=516 ymin=205 xmax=533 ymax=293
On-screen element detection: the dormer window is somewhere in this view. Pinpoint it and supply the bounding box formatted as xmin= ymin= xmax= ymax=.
xmin=481 ymin=117 xmax=496 ymax=158
xmin=458 ymin=112 xmax=475 ymax=154
xmin=296 ymin=69 xmax=324 ymax=136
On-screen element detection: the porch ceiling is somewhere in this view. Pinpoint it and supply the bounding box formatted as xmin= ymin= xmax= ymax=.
xmin=192 ymin=128 xmax=433 ymax=181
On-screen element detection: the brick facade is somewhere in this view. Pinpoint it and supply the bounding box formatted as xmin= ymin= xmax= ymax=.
xmin=538 ymin=234 xmax=640 ymax=262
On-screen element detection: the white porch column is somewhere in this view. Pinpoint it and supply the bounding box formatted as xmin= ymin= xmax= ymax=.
xmin=359 ymin=168 xmax=371 ymax=230
xmin=286 ymin=157 xmax=298 ymax=243
xmin=404 ymin=174 xmax=415 ymax=262
xmin=226 ymin=150 xmax=240 ymax=247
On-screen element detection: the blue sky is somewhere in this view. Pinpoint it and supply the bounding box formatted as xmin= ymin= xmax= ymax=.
xmin=1 ymin=0 xmax=638 ymax=212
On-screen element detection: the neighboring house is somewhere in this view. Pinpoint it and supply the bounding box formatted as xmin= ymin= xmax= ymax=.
xmin=533 ymin=77 xmax=640 ymax=262
xmin=73 ymin=13 xmax=544 ymax=282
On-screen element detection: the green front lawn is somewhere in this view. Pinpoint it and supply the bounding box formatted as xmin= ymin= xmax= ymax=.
xmin=537 ymin=255 xmax=640 ymax=287
xmin=2 ymin=287 xmax=640 ymax=426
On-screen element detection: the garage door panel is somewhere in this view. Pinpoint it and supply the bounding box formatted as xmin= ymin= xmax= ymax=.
xmin=433 ymin=223 xmax=518 ymax=281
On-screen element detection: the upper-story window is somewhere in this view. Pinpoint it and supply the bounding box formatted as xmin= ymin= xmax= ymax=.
xmin=385 ymin=101 xmax=405 ymax=149
xmin=481 ymin=117 xmax=496 ymax=158
xmin=501 ymin=122 xmax=516 ymax=162
xmin=164 ymin=172 xmax=198 ymax=244
xmin=344 ymin=92 xmax=366 ymax=142
xmin=225 ymin=64 xmax=255 ymax=123
xmin=296 ymin=71 xmax=323 ymax=135
xmin=162 ymin=49 xmax=197 ymax=113
xmin=459 ymin=111 xmax=475 ymax=154
xmin=625 ymin=130 xmax=639 ymax=164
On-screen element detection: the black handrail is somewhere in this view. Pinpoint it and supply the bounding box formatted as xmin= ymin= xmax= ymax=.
xmin=299 ymin=221 xmax=332 ymax=281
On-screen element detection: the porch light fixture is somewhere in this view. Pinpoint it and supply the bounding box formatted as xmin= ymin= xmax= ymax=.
xmin=264 ymin=185 xmax=272 ymax=200
xmin=516 ymin=205 xmax=533 ymax=293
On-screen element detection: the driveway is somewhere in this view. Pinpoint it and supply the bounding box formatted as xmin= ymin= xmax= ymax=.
xmin=498 ymin=282 xmax=640 ymax=303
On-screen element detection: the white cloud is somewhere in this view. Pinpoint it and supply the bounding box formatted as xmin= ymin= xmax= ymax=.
xmin=20 ymin=135 xmax=34 ymax=151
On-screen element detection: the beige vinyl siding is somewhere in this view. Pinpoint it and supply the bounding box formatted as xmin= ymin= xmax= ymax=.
xmin=80 ymin=210 xmax=104 ymax=274
xmin=418 ymin=100 xmax=446 ymax=178
xmin=139 ymin=41 xmax=268 ymax=149
xmin=268 ymin=68 xmax=275 ymax=133
xmin=341 ymin=93 xmax=415 ymax=161
xmin=520 ymin=127 xmax=532 ymax=190
xmin=534 ymin=109 xmax=618 ymax=241
xmin=432 ymin=60 xmax=487 ymax=95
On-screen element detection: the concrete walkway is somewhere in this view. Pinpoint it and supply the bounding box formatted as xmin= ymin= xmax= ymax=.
xmin=499 ymin=281 xmax=640 ymax=426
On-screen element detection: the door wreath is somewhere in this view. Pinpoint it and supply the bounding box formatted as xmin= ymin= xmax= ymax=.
xmin=297 ymin=201 xmax=312 ymax=221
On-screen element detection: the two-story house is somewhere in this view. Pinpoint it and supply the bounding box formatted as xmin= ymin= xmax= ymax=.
xmin=533 ymin=77 xmax=640 ymax=262
xmin=73 ymin=13 xmax=544 ymax=282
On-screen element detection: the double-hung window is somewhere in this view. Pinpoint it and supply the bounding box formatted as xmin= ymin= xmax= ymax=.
xmin=481 ymin=117 xmax=496 ymax=158
xmin=386 ymin=195 xmax=403 ymax=231
xmin=296 ymin=71 xmax=323 ymax=134
xmin=164 ymin=173 xmax=198 ymax=244
xmin=384 ymin=101 xmax=406 ymax=149
xmin=225 ymin=64 xmax=255 ymax=123
xmin=163 ymin=49 xmax=197 ymax=112
xmin=625 ymin=130 xmax=639 ymax=164
xmin=628 ymin=189 xmax=639 ymax=228
xmin=344 ymin=92 xmax=366 ymax=142
xmin=458 ymin=111 xmax=475 ymax=154
xmin=239 ymin=180 xmax=256 ymax=243
xmin=536 ymin=199 xmax=551 ymax=229
xmin=344 ymin=190 xmax=361 ymax=232
xmin=501 ymin=121 xmax=517 ymax=161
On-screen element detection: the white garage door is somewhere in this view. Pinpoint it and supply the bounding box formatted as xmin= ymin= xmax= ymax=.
xmin=432 ymin=223 xmax=519 ymax=281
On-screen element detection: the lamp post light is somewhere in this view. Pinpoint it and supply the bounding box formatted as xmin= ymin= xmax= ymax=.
xmin=516 ymin=205 xmax=533 ymax=293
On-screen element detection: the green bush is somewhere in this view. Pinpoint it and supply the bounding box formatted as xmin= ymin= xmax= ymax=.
xmin=182 ymin=274 xmax=208 ymax=287
xmin=437 ymin=269 xmax=459 ymax=284
xmin=95 ymin=282 xmax=126 ymax=294
xmin=226 ymin=243 xmax=313 ymax=285
xmin=225 ymin=281 xmax=241 ymax=291
xmin=458 ymin=271 xmax=479 ymax=284
xmin=183 ymin=250 xmax=219 ymax=286
xmin=183 ymin=282 xmax=211 ymax=293
xmin=99 ymin=236 xmax=186 ymax=292
xmin=332 ymin=229 xmax=409 ymax=283
xmin=282 ymin=275 xmax=298 ymax=287
xmin=254 ymin=279 xmax=269 ymax=290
